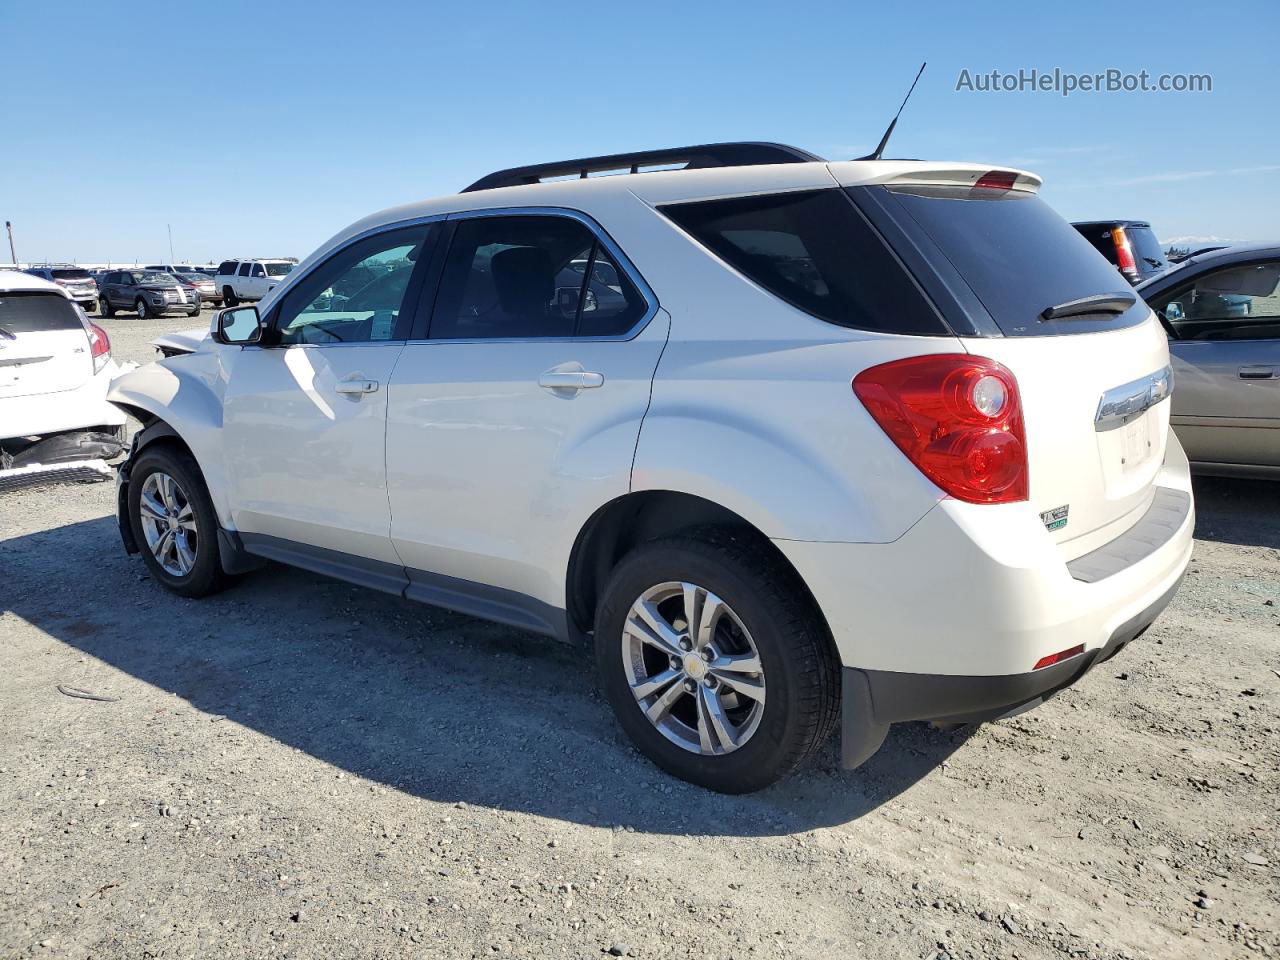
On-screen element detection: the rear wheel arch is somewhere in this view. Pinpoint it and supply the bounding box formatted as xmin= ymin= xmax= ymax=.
xmin=565 ymin=490 xmax=833 ymax=648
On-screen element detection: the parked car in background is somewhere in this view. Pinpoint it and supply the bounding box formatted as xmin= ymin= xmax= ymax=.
xmin=173 ymin=271 xmax=220 ymax=307
xmin=0 ymin=270 xmax=125 ymax=488
xmin=1072 ymin=220 xmax=1168 ymax=284
xmin=108 ymin=143 xmax=1193 ymax=793
xmin=1138 ymin=243 xmax=1280 ymax=477
xmin=98 ymin=270 xmax=201 ymax=319
xmin=23 ymin=265 xmax=99 ymax=313
xmin=214 ymin=258 xmax=296 ymax=306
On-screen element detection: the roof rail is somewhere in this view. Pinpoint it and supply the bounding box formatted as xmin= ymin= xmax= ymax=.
xmin=462 ymin=142 xmax=825 ymax=193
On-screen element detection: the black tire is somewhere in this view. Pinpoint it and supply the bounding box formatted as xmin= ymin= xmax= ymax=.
xmin=135 ymin=297 xmax=151 ymax=319
xmin=187 ymin=307 xmax=200 ymax=317
xmin=127 ymin=445 xmax=228 ymax=598
xmin=99 ymin=297 xmax=114 ymax=318
xmin=594 ymin=531 xmax=839 ymax=793
xmin=222 ymin=286 xmax=238 ymax=307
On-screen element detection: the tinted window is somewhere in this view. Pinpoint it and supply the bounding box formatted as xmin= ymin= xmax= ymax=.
xmin=51 ymin=268 xmax=91 ymax=280
xmin=265 ymin=262 xmax=293 ymax=277
xmin=218 ymin=261 xmax=237 ymax=275
xmin=275 ymin=224 xmax=432 ymax=345
xmin=1075 ymin=225 xmax=1118 ymax=264
xmin=0 ymin=291 xmax=85 ymax=332
xmin=662 ymin=189 xmax=944 ymax=335
xmin=1149 ymin=260 xmax=1280 ymax=341
xmin=882 ymin=187 xmax=1149 ymax=336
xmin=250 ymin=263 xmax=265 ymax=277
xmin=237 ymin=263 xmax=251 ymax=277
xmin=571 ymin=246 xmax=647 ymax=336
xmin=1126 ymin=226 xmax=1168 ymax=276
xmin=430 ymin=215 xmax=605 ymax=340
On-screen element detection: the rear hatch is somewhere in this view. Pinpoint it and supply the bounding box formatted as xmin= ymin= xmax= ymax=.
xmin=0 ymin=291 xmax=94 ymax=399
xmin=842 ymin=170 xmax=1173 ymax=555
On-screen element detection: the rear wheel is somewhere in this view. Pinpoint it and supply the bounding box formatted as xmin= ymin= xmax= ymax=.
xmin=128 ymin=446 xmax=227 ymax=598
xmin=595 ymin=532 xmax=839 ymax=793
xmin=135 ymin=297 xmax=151 ymax=319
xmin=186 ymin=306 xmax=200 ymax=317
xmin=222 ymin=286 xmax=238 ymax=307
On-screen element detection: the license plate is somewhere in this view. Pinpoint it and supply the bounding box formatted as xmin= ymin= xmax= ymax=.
xmin=1121 ymin=415 xmax=1151 ymax=470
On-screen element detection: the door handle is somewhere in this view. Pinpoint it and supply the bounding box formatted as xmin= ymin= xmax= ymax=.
xmin=334 ymin=378 xmax=379 ymax=395
xmin=1238 ymin=366 xmax=1276 ymax=380
xmin=538 ymin=368 xmax=605 ymax=392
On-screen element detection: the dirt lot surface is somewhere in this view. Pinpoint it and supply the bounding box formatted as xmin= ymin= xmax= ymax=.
xmin=2 ymin=313 xmax=1278 ymax=960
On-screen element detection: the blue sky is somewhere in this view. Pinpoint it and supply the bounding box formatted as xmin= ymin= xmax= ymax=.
xmin=2 ymin=0 xmax=1275 ymax=264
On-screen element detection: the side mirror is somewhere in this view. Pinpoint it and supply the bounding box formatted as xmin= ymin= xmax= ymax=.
xmin=1163 ymin=301 xmax=1185 ymax=322
xmin=213 ymin=305 xmax=263 ymax=345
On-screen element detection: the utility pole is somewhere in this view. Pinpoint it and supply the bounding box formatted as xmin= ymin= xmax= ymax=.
xmin=168 ymin=223 xmax=175 ymax=263
xmin=5 ymin=221 xmax=16 ymax=267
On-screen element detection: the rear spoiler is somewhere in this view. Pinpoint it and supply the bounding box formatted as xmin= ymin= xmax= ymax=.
xmin=880 ymin=167 xmax=1042 ymax=193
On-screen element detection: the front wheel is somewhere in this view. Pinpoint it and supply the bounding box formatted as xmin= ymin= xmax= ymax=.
xmin=127 ymin=446 xmax=228 ymax=597
xmin=99 ymin=297 xmax=114 ymax=318
xmin=595 ymin=533 xmax=839 ymax=793
xmin=135 ymin=297 xmax=151 ymax=319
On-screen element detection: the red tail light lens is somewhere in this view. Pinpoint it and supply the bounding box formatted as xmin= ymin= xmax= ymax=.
xmin=974 ymin=170 xmax=1017 ymax=191
xmin=88 ymin=322 xmax=111 ymax=373
xmin=1111 ymin=226 xmax=1137 ymax=277
xmin=853 ymin=354 xmax=1028 ymax=504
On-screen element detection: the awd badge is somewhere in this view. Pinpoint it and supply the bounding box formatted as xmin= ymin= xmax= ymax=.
xmin=1040 ymin=504 xmax=1069 ymax=532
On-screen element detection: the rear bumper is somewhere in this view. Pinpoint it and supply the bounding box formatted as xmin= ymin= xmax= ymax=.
xmin=0 ymin=365 xmax=127 ymax=441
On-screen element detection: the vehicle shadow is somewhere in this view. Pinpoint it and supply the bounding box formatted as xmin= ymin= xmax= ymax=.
xmin=1192 ymin=475 xmax=1280 ymax=549
xmin=3 ymin=516 xmax=971 ymax=838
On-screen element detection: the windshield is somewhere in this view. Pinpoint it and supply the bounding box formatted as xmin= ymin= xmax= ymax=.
xmin=875 ymin=186 xmax=1150 ymax=336
xmin=177 ymin=272 xmax=207 ymax=282
xmin=265 ymin=262 xmax=294 ymax=277
xmin=137 ymin=272 xmax=175 ymax=284
xmin=51 ymin=268 xmax=92 ymax=280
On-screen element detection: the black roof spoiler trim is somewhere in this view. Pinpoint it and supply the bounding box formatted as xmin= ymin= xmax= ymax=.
xmin=461 ymin=142 xmax=825 ymax=193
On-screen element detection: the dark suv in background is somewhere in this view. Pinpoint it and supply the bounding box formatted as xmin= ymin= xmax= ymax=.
xmin=98 ymin=270 xmax=202 ymax=319
xmin=1072 ymin=220 xmax=1169 ymax=284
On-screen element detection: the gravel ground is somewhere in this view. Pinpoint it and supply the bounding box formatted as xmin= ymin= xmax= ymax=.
xmin=1 ymin=312 xmax=1278 ymax=959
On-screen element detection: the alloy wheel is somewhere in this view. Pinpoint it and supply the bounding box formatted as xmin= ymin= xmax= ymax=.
xmin=621 ymin=581 xmax=766 ymax=756
xmin=138 ymin=471 xmax=198 ymax=577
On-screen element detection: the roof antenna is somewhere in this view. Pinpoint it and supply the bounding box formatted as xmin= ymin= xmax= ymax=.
xmin=858 ymin=61 xmax=926 ymax=161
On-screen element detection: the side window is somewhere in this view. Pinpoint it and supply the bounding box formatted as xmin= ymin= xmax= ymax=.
xmin=218 ymin=260 xmax=236 ymax=275
xmin=237 ymin=262 xmax=251 ymax=277
xmin=251 ymin=263 xmax=265 ymax=278
xmin=573 ymin=245 xmax=647 ymax=337
xmin=1155 ymin=261 xmax=1280 ymax=341
xmin=274 ymin=224 xmax=433 ymax=346
xmin=431 ymin=215 xmax=600 ymax=340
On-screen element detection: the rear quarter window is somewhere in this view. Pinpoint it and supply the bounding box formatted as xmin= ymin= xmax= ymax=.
xmin=0 ymin=292 xmax=85 ymax=332
xmin=660 ymin=189 xmax=946 ymax=336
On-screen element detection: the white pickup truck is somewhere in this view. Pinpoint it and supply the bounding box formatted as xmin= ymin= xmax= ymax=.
xmin=213 ymin=259 xmax=296 ymax=307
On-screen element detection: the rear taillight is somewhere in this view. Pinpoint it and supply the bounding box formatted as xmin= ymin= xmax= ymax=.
xmin=853 ymin=354 xmax=1028 ymax=504
xmin=88 ymin=322 xmax=111 ymax=373
xmin=1111 ymin=226 xmax=1138 ymax=277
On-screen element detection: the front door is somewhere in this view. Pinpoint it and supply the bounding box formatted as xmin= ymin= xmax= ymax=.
xmin=221 ymin=222 xmax=439 ymax=569
xmin=385 ymin=212 xmax=667 ymax=629
xmin=1157 ymin=259 xmax=1280 ymax=467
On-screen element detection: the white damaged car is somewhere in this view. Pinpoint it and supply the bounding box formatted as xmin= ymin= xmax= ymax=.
xmin=0 ymin=270 xmax=127 ymax=489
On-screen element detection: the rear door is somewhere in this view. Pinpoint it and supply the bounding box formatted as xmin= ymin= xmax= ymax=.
xmin=1150 ymin=258 xmax=1280 ymax=467
xmin=385 ymin=211 xmax=667 ymax=627
xmin=0 ymin=291 xmax=92 ymax=400
xmin=845 ymin=173 xmax=1176 ymax=556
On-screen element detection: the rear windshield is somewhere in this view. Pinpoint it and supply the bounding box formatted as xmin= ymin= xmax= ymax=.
xmin=1125 ymin=225 xmax=1168 ymax=276
xmin=660 ymin=189 xmax=945 ymax=335
xmin=0 ymin=291 xmax=85 ymax=333
xmin=879 ymin=187 xmax=1150 ymax=336
xmin=51 ymin=268 xmax=92 ymax=280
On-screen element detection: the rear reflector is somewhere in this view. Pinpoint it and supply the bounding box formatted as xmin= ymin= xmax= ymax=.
xmin=853 ymin=354 xmax=1028 ymax=504
xmin=1033 ymin=644 xmax=1085 ymax=671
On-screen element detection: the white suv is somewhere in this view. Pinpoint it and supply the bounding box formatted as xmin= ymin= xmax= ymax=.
xmin=108 ymin=143 xmax=1194 ymax=793
xmin=213 ymin=258 xmax=296 ymax=307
